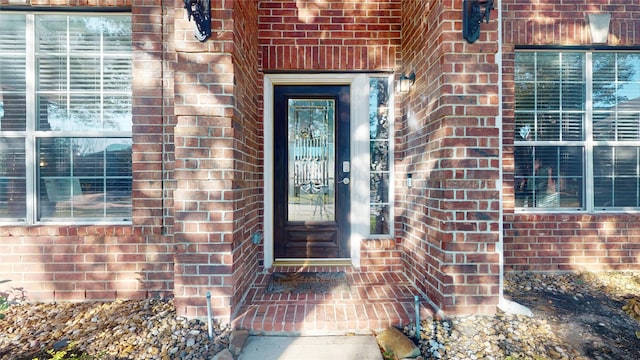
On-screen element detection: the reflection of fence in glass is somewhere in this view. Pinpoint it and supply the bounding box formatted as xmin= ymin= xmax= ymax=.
xmin=293 ymin=136 xmax=330 ymax=188
xmin=38 ymin=138 xmax=132 ymax=220
xmin=289 ymin=136 xmax=334 ymax=221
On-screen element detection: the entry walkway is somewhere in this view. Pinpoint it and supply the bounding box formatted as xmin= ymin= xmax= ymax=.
xmin=232 ymin=266 xmax=433 ymax=335
xmin=237 ymin=335 xmax=383 ymax=360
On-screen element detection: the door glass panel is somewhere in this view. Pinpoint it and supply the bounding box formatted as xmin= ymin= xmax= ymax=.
xmin=287 ymin=99 xmax=335 ymax=222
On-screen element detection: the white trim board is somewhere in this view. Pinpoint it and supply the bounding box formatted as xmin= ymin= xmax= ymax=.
xmin=263 ymin=73 xmax=387 ymax=269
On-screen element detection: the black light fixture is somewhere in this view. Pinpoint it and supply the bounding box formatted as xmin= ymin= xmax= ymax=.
xmin=184 ymin=0 xmax=211 ymax=42
xmin=462 ymin=0 xmax=494 ymax=43
xmin=398 ymin=72 xmax=415 ymax=93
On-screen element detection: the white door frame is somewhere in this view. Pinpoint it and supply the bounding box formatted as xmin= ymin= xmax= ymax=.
xmin=263 ymin=73 xmax=373 ymax=268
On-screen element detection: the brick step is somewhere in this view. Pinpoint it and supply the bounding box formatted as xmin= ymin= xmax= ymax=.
xmin=232 ymin=268 xmax=433 ymax=335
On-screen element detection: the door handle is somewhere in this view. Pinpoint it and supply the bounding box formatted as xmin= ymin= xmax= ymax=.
xmin=340 ymin=177 xmax=350 ymax=185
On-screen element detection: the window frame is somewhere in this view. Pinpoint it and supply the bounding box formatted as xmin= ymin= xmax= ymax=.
xmin=514 ymin=48 xmax=640 ymax=213
xmin=0 ymin=10 xmax=133 ymax=225
xmin=368 ymin=76 xmax=393 ymax=236
xmin=262 ymin=73 xmax=395 ymax=268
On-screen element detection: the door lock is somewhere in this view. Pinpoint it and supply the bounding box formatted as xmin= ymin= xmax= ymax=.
xmin=341 ymin=177 xmax=350 ymax=185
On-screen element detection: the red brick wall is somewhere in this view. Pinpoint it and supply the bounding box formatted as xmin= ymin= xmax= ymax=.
xmin=131 ymin=0 xmax=175 ymax=296
xmin=359 ymin=238 xmax=403 ymax=273
xmin=0 ymin=0 xmax=175 ymax=302
xmin=502 ymin=1 xmax=640 ymax=272
xmin=502 ymin=1 xmax=639 ymax=46
xmin=5 ymin=0 xmax=636 ymax=322
xmin=256 ymin=0 xmax=404 ymax=273
xmin=258 ymin=0 xmax=401 ymax=71
xmin=227 ymin=0 xmax=262 ymax=319
xmin=0 ymin=226 xmax=173 ymax=302
xmin=398 ymin=0 xmax=501 ymax=315
xmin=172 ymin=0 xmax=261 ymax=321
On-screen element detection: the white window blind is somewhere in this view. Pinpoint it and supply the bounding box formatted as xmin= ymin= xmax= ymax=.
xmin=515 ymin=51 xmax=640 ymax=211
xmin=0 ymin=12 xmax=132 ymax=223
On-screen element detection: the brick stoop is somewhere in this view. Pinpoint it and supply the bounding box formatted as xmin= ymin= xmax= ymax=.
xmin=232 ymin=266 xmax=434 ymax=335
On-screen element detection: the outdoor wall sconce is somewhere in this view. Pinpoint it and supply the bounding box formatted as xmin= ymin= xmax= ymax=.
xmin=398 ymin=72 xmax=415 ymax=93
xmin=587 ymin=13 xmax=611 ymax=44
xmin=184 ymin=0 xmax=211 ymax=42
xmin=462 ymin=0 xmax=494 ymax=43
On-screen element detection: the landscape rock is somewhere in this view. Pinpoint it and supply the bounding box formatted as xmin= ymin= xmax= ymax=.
xmin=229 ymin=329 xmax=250 ymax=356
xmin=376 ymin=326 xmax=420 ymax=358
xmin=0 ymin=272 xmax=639 ymax=360
xmin=0 ymin=299 xmax=231 ymax=360
xmin=623 ymin=297 xmax=640 ymax=321
xmin=403 ymin=271 xmax=640 ymax=360
xmin=212 ymin=348 xmax=234 ymax=360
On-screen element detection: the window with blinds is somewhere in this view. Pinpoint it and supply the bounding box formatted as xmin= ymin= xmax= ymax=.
xmin=514 ymin=51 xmax=640 ymax=211
xmin=0 ymin=12 xmax=132 ymax=223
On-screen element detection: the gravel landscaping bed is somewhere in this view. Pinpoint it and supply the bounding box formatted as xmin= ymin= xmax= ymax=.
xmin=0 ymin=299 xmax=231 ymax=360
xmin=1 ymin=271 xmax=639 ymax=359
xmin=403 ymin=272 xmax=640 ymax=360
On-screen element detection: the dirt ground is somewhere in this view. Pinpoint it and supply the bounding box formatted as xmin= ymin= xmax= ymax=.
xmin=504 ymin=272 xmax=640 ymax=360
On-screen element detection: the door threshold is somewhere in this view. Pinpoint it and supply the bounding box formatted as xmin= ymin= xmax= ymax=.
xmin=272 ymin=258 xmax=352 ymax=267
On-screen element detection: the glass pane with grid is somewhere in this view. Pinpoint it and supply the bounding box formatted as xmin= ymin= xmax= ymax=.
xmin=0 ymin=13 xmax=132 ymax=223
xmin=514 ymin=146 xmax=583 ymax=209
xmin=369 ymin=77 xmax=391 ymax=234
xmin=515 ymin=50 xmax=640 ymax=211
xmin=594 ymin=146 xmax=640 ymax=208
xmin=514 ymin=52 xmax=586 ymax=210
xmin=593 ymin=53 xmax=640 ymax=141
xmin=0 ymin=14 xmax=27 ymax=131
xmin=38 ymin=137 xmax=132 ymax=219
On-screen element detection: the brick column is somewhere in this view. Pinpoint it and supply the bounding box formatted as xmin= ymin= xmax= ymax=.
xmin=131 ymin=0 xmax=176 ymax=301
xmin=172 ymin=0 xmax=261 ymax=321
xmin=399 ymin=0 xmax=500 ymax=315
xmin=172 ymin=0 xmax=237 ymax=319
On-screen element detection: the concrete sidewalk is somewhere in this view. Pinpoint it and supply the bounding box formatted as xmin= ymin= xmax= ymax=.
xmin=237 ymin=335 xmax=383 ymax=360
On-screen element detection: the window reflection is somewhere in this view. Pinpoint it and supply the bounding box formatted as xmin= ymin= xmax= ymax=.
xmin=369 ymin=78 xmax=391 ymax=234
xmin=0 ymin=138 xmax=26 ymax=218
xmin=0 ymin=13 xmax=132 ymax=222
xmin=38 ymin=138 xmax=132 ymax=219
xmin=287 ymin=99 xmax=335 ymax=222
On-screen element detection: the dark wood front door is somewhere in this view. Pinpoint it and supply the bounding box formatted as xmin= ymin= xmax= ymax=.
xmin=274 ymin=85 xmax=351 ymax=259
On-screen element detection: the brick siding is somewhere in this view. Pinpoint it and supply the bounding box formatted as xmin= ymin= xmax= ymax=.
xmin=258 ymin=0 xmax=401 ymax=71
xmin=0 ymin=0 xmax=175 ymax=303
xmin=172 ymin=0 xmax=261 ymax=320
xmin=502 ymin=0 xmax=640 ymax=272
xmin=2 ymin=0 xmax=639 ymax=323
xmin=398 ymin=0 xmax=501 ymax=315
xmin=359 ymin=238 xmax=403 ymax=273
